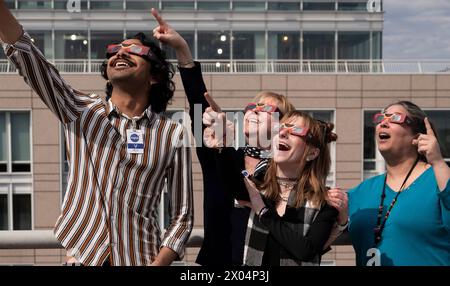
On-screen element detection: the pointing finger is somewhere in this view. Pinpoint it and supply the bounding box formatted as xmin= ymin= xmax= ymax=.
xmin=204 ymin=92 xmax=222 ymax=112
xmin=424 ymin=117 xmax=435 ymax=136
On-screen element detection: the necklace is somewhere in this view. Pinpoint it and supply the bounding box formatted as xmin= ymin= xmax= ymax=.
xmin=374 ymin=157 xmax=419 ymax=246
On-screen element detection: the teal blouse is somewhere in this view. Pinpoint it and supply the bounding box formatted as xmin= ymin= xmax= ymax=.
xmin=348 ymin=167 xmax=450 ymax=266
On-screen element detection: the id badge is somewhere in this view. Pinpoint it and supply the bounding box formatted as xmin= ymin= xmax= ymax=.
xmin=126 ymin=129 xmax=144 ymax=154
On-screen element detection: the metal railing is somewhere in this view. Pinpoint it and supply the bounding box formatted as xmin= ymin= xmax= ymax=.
xmin=0 ymin=228 xmax=350 ymax=249
xmin=1 ymin=59 xmax=450 ymax=74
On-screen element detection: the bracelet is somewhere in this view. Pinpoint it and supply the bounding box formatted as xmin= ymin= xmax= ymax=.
xmin=336 ymin=219 xmax=349 ymax=231
xmin=177 ymin=59 xmax=195 ymax=68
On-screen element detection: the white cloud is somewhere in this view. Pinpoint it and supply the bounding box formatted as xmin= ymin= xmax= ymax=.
xmin=383 ymin=0 xmax=450 ymax=59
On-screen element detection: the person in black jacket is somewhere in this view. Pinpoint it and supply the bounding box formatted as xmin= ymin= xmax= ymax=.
xmin=242 ymin=110 xmax=339 ymax=265
xmin=151 ymin=9 xmax=295 ymax=265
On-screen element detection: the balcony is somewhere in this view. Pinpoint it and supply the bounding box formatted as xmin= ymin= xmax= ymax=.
xmin=1 ymin=59 xmax=450 ymax=74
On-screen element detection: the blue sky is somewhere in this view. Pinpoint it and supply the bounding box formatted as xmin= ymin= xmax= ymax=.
xmin=384 ymin=0 xmax=450 ymax=59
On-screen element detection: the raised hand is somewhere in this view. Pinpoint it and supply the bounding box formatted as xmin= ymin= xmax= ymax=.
xmin=412 ymin=117 xmax=443 ymax=165
xmin=202 ymin=92 xmax=235 ymax=148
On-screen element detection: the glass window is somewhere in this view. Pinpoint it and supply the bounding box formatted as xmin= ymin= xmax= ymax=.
xmin=372 ymin=31 xmax=382 ymax=60
xmin=198 ymin=31 xmax=230 ymax=59
xmin=268 ymin=32 xmax=300 ymax=59
xmin=363 ymin=110 xmax=377 ymax=172
xmin=0 ymin=112 xmax=31 ymax=173
xmin=55 ymin=31 xmax=88 ymax=59
xmin=54 ymin=0 xmax=88 ymax=10
xmin=0 ymin=113 xmax=7 ymax=172
xmin=11 ymin=113 xmax=30 ymax=172
xmin=126 ymin=1 xmax=158 ymax=10
xmin=162 ymin=31 xmax=195 ymax=60
xmin=233 ymin=1 xmax=265 ymax=11
xmin=197 ymin=1 xmax=229 ymax=10
xmin=268 ymin=2 xmax=300 ymax=11
xmin=232 ymin=32 xmax=265 ymax=59
xmin=338 ymin=32 xmax=370 ymax=59
xmin=90 ymin=0 xmax=124 ymax=10
xmin=13 ymin=194 xmax=31 ymax=230
xmin=303 ymin=2 xmax=335 ymax=11
xmin=161 ymin=1 xmax=195 ymax=10
xmin=90 ymin=31 xmax=125 ymax=60
xmin=5 ymin=0 xmax=15 ymax=9
xmin=427 ymin=111 xmax=450 ymax=160
xmin=0 ymin=194 xmax=7 ymax=230
xmin=28 ymin=31 xmax=53 ymax=59
xmin=303 ymin=32 xmax=335 ymax=59
xmin=338 ymin=2 xmax=367 ymax=11
xmin=0 ymin=49 xmax=5 ymax=59
xmin=18 ymin=1 xmax=51 ymax=9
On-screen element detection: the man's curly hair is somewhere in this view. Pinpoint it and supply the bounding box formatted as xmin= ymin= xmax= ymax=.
xmin=100 ymin=32 xmax=175 ymax=113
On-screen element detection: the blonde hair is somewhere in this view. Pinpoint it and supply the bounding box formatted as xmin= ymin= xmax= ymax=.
xmin=253 ymin=91 xmax=295 ymax=116
xmin=261 ymin=110 xmax=337 ymax=208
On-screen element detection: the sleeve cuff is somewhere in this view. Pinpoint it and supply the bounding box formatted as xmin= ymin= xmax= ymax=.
xmin=160 ymin=241 xmax=185 ymax=261
xmin=2 ymin=31 xmax=33 ymax=56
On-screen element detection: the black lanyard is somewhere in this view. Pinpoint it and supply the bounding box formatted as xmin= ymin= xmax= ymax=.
xmin=374 ymin=157 xmax=420 ymax=247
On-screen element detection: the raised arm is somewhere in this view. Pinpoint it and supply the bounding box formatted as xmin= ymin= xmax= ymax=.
xmin=0 ymin=0 xmax=22 ymax=44
xmin=0 ymin=1 xmax=95 ymax=123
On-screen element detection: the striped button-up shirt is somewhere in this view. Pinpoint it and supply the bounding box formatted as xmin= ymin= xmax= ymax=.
xmin=2 ymin=32 xmax=193 ymax=266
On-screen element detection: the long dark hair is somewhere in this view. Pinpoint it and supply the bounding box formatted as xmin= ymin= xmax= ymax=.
xmin=383 ymin=100 xmax=443 ymax=163
xmin=100 ymin=32 xmax=175 ymax=113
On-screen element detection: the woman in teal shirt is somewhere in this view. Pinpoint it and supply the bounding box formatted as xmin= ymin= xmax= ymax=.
xmin=348 ymin=101 xmax=450 ymax=266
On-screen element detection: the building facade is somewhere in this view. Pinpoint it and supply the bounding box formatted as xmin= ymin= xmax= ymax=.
xmin=1 ymin=0 xmax=450 ymax=266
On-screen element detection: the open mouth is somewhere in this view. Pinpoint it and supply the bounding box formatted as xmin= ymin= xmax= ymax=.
xmin=378 ymin=132 xmax=391 ymax=140
xmin=278 ymin=142 xmax=291 ymax=151
xmin=112 ymin=59 xmax=134 ymax=69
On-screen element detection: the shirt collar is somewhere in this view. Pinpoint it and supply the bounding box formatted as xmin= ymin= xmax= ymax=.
xmin=106 ymin=99 xmax=153 ymax=121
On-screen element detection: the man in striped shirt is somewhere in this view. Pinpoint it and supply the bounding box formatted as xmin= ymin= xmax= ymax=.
xmin=0 ymin=1 xmax=193 ymax=266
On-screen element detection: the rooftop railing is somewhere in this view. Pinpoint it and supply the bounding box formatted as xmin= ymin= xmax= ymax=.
xmin=1 ymin=59 xmax=449 ymax=74
xmin=0 ymin=228 xmax=350 ymax=249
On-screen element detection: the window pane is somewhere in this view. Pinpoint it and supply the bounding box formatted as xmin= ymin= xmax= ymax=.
xmin=364 ymin=111 xmax=377 ymax=160
xmin=427 ymin=111 xmax=450 ymax=158
xmin=198 ymin=1 xmax=229 ymax=10
xmin=233 ymin=32 xmax=265 ymax=59
xmin=162 ymin=32 xmax=195 ymax=60
xmin=338 ymin=32 xmax=370 ymax=59
xmin=126 ymin=1 xmax=158 ymax=10
xmin=91 ymin=31 xmax=124 ymax=60
xmin=0 ymin=113 xmax=7 ymax=163
xmin=90 ymin=0 xmax=124 ymax=10
xmin=0 ymin=194 xmax=7 ymax=230
xmin=0 ymin=48 xmax=5 ymax=59
xmin=161 ymin=1 xmax=195 ymax=10
xmin=268 ymin=32 xmax=300 ymax=59
xmin=268 ymin=2 xmax=300 ymax=11
xmin=18 ymin=1 xmax=51 ymax=9
xmin=303 ymin=2 xmax=335 ymax=11
xmin=338 ymin=2 xmax=367 ymax=11
xmin=54 ymin=0 xmax=88 ymax=10
xmin=5 ymin=0 xmax=15 ymax=9
xmin=29 ymin=31 xmax=53 ymax=58
xmin=198 ymin=31 xmax=230 ymax=59
xmin=372 ymin=31 xmax=382 ymax=60
xmin=11 ymin=113 xmax=30 ymax=162
xmin=13 ymin=194 xmax=31 ymax=230
xmin=233 ymin=1 xmax=265 ymax=11
xmin=303 ymin=32 xmax=335 ymax=59
xmin=55 ymin=31 xmax=88 ymax=59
